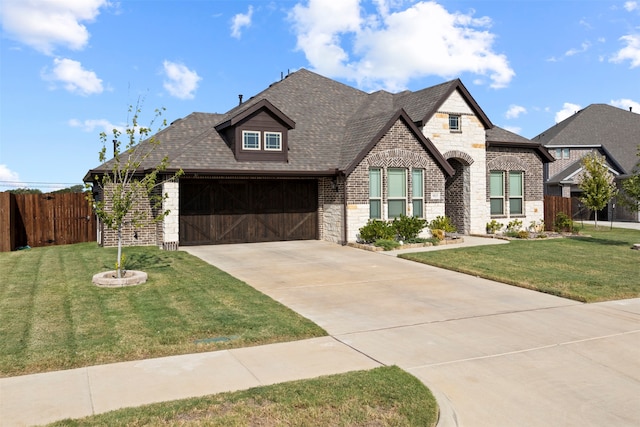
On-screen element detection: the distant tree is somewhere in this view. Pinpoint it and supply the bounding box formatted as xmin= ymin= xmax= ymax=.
xmin=86 ymin=101 xmax=182 ymax=278
xmin=577 ymin=152 xmax=618 ymax=229
xmin=51 ymin=184 xmax=86 ymax=194
xmin=619 ymin=145 xmax=640 ymax=214
xmin=8 ymin=188 xmax=42 ymax=194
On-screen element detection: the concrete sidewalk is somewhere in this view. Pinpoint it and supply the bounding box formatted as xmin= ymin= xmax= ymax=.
xmin=0 ymin=337 xmax=380 ymax=427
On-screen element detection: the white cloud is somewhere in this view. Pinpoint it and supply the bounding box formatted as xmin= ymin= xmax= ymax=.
xmin=0 ymin=0 xmax=109 ymax=55
xmin=289 ymin=0 xmax=514 ymax=91
xmin=555 ymin=102 xmax=581 ymax=123
xmin=162 ymin=60 xmax=201 ymax=100
xmin=505 ymin=105 xmax=527 ymax=119
xmin=69 ymin=118 xmax=123 ymax=134
xmin=624 ymin=1 xmax=638 ymax=12
xmin=42 ymin=58 xmax=104 ymax=96
xmin=231 ymin=5 xmax=254 ymax=39
xmin=0 ymin=164 xmax=23 ymax=188
xmin=610 ymin=34 xmax=640 ymax=68
xmin=610 ymin=98 xmax=640 ymax=113
xmin=565 ymin=41 xmax=591 ymax=57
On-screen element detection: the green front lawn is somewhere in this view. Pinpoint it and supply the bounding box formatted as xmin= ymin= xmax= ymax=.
xmin=49 ymin=366 xmax=438 ymax=427
xmin=400 ymin=225 xmax=640 ymax=302
xmin=0 ymin=243 xmax=326 ymax=377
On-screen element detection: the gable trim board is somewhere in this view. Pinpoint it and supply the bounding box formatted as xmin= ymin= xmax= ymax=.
xmin=86 ymin=69 xmax=552 ymax=248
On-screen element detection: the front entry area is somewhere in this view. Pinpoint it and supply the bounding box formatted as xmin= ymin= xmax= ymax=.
xmin=179 ymin=179 xmax=318 ymax=245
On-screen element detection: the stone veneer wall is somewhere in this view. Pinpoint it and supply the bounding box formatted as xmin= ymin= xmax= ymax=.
xmin=161 ymin=181 xmax=179 ymax=250
xmin=345 ymin=119 xmax=447 ymax=242
xmin=422 ymin=90 xmax=488 ymax=234
xmin=319 ymin=176 xmax=344 ymax=243
xmin=486 ymin=146 xmax=545 ymax=224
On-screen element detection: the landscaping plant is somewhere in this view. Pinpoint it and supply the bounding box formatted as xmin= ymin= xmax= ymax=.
xmin=392 ymin=214 xmax=427 ymax=241
xmin=428 ymin=215 xmax=457 ymax=233
xmin=577 ymin=152 xmax=618 ymax=229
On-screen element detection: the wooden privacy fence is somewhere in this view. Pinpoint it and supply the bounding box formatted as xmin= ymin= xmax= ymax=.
xmin=544 ymin=195 xmax=573 ymax=231
xmin=0 ymin=192 xmax=96 ymax=252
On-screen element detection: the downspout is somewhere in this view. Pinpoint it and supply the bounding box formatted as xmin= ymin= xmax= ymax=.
xmin=341 ymin=171 xmax=348 ymax=246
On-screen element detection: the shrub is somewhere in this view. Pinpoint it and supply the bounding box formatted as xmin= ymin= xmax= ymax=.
xmin=554 ymin=212 xmax=573 ymax=232
xmin=506 ymin=219 xmax=523 ymax=233
xmin=392 ymin=215 xmax=427 ymax=241
xmin=431 ymin=229 xmax=445 ymax=241
xmin=359 ymin=219 xmax=395 ymax=243
xmin=486 ymin=220 xmax=503 ymax=234
xmin=428 ymin=216 xmax=457 ymax=233
xmin=517 ymin=230 xmax=530 ymax=239
xmin=529 ymin=220 xmax=544 ymax=233
xmin=374 ymin=239 xmax=401 ymax=251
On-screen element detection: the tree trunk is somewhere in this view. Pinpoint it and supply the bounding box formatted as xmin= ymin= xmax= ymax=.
xmin=594 ymin=209 xmax=598 ymax=229
xmin=117 ymin=227 xmax=122 ymax=278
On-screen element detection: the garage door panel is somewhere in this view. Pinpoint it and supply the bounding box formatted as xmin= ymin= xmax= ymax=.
xmin=180 ymin=179 xmax=318 ymax=245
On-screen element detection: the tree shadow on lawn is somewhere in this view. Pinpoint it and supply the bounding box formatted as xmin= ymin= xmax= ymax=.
xmin=566 ymin=235 xmax=635 ymax=247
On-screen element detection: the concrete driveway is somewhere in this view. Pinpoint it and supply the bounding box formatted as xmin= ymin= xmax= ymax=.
xmin=184 ymin=240 xmax=640 ymax=427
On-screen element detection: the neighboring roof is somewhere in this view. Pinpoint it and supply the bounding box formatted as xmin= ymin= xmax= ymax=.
xmin=533 ymin=104 xmax=640 ymax=174
xmin=487 ymin=126 xmax=555 ymax=162
xmin=85 ymin=69 xmax=535 ymax=180
xmin=547 ymin=154 xmax=621 ymax=185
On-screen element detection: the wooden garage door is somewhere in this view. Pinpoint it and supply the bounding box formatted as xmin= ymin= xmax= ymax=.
xmin=179 ymin=179 xmax=318 ymax=245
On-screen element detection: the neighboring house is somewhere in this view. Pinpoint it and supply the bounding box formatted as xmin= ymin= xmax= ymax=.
xmin=534 ymin=104 xmax=640 ymax=222
xmin=85 ymin=69 xmax=552 ymax=248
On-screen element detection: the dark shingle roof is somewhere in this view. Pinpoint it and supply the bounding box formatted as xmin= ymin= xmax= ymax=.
xmin=487 ymin=126 xmax=554 ymax=162
xmin=86 ymin=69 xmax=538 ymax=179
xmin=533 ymin=104 xmax=640 ymax=174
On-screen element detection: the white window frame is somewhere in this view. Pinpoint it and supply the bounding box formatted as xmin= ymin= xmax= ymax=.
xmin=490 ymin=171 xmax=505 ymax=216
xmin=264 ymin=132 xmax=282 ymax=151
xmin=509 ymin=171 xmax=524 ymax=215
xmin=412 ymin=169 xmax=424 ymax=218
xmin=449 ymin=114 xmax=461 ymax=132
xmin=555 ymin=148 xmax=570 ymax=159
xmin=387 ymin=168 xmax=407 ymax=219
xmin=369 ymin=168 xmax=382 ymax=219
xmin=242 ymin=130 xmax=261 ymax=150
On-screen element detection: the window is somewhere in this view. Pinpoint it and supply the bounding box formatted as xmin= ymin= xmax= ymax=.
xmin=264 ymin=132 xmax=282 ymax=151
xmin=369 ymin=168 xmax=382 ymax=219
xmin=490 ymin=171 xmax=505 ymax=216
xmin=449 ymin=114 xmax=461 ymax=132
xmin=412 ymin=169 xmax=424 ymax=218
xmin=555 ymin=148 xmax=570 ymax=159
xmin=242 ymin=131 xmax=260 ymax=150
xmin=509 ymin=171 xmax=524 ymax=215
xmin=388 ymin=168 xmax=407 ymax=218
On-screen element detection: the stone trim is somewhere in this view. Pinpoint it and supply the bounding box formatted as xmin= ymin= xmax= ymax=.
xmin=443 ymin=150 xmax=474 ymax=166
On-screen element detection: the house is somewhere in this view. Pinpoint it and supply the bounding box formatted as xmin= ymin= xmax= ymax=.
xmin=534 ymin=104 xmax=640 ymax=222
xmin=85 ymin=69 xmax=553 ymax=248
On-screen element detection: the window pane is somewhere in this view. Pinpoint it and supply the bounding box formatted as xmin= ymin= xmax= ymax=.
xmin=370 ymin=200 xmax=381 ymax=219
xmin=490 ymin=172 xmax=504 ymax=197
xmin=243 ymin=131 xmax=260 ymax=149
xmin=490 ymin=198 xmax=504 ymax=215
xmin=412 ymin=200 xmax=423 ymax=218
xmin=388 ymin=200 xmax=405 ymax=218
xmin=369 ymin=169 xmax=381 ymax=198
xmin=412 ymin=169 xmax=423 ymax=198
xmin=555 ymin=148 xmax=562 ymax=159
xmin=264 ymin=132 xmax=281 ymax=150
xmin=388 ymin=169 xmax=406 ymax=197
xmin=562 ymin=148 xmax=570 ymax=158
xmin=509 ymin=198 xmax=523 ymax=215
xmin=509 ymin=172 xmax=523 ymax=197
xmin=449 ymin=114 xmax=460 ymax=131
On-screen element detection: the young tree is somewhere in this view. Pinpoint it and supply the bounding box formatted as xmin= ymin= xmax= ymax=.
xmin=619 ymin=145 xmax=640 ymax=215
xmin=86 ymin=101 xmax=182 ymax=278
xmin=577 ymin=152 xmax=618 ymax=229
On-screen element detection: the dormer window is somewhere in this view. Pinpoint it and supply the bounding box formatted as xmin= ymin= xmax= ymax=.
xmin=264 ymin=132 xmax=282 ymax=151
xmin=242 ymin=131 xmax=261 ymax=150
xmin=449 ymin=114 xmax=461 ymax=132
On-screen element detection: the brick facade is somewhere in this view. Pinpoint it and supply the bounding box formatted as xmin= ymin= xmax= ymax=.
xmin=344 ymin=119 xmax=447 ymax=241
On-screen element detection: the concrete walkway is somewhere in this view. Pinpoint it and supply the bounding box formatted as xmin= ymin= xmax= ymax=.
xmin=2 ymin=237 xmax=639 ymax=426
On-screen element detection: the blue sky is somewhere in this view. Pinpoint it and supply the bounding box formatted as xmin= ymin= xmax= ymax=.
xmin=1 ymin=0 xmax=638 ymax=191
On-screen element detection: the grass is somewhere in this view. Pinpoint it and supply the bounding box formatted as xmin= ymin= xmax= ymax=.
xmin=48 ymin=366 xmax=438 ymax=427
xmin=399 ymin=225 xmax=640 ymax=302
xmin=0 ymin=243 xmax=326 ymax=377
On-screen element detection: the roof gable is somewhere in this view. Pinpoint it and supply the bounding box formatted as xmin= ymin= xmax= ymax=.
xmin=342 ymin=109 xmax=455 ymax=176
xmin=487 ymin=126 xmax=555 ymax=162
xmin=394 ymin=79 xmax=493 ymax=129
xmin=214 ymin=99 xmax=295 ymax=131
xmin=533 ymin=104 xmax=640 ymax=173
